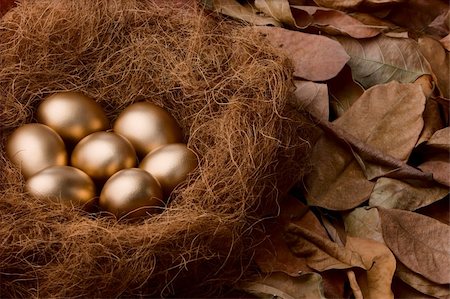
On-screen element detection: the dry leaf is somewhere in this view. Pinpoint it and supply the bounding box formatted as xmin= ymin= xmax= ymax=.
xmin=346 ymin=237 xmax=396 ymax=299
xmin=344 ymin=207 xmax=384 ymax=243
xmin=396 ymin=260 xmax=450 ymax=299
xmin=419 ymin=36 xmax=450 ymax=98
xmin=428 ymin=10 xmax=450 ymax=38
xmin=240 ymin=272 xmax=326 ymax=299
xmin=254 ymin=196 xmax=326 ymax=276
xmin=286 ymin=223 xmax=367 ymax=271
xmin=328 ymin=65 xmax=364 ymax=118
xmin=311 ymin=0 xmax=404 ymax=11
xmin=337 ymin=35 xmax=432 ymax=89
xmin=378 ymin=208 xmax=450 ymax=284
xmin=209 ymin=0 xmax=281 ymax=26
xmin=441 ymin=34 xmax=450 ymax=51
xmin=291 ymin=6 xmax=381 ymax=38
xmin=419 ymin=152 xmax=450 ymax=187
xmin=291 ymin=80 xmax=329 ymax=120
xmin=257 ymin=27 xmax=350 ymax=81
xmin=306 ymin=82 xmax=426 ymax=210
xmin=254 ymin=0 xmax=310 ymax=28
xmin=369 ymin=178 xmax=449 ymax=211
xmin=416 ymin=100 xmax=445 ymax=146
xmin=427 ymin=127 xmax=450 ymax=151
xmin=386 ymin=0 xmax=449 ymax=35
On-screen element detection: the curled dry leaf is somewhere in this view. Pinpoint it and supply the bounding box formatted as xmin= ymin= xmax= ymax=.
xmin=208 ymin=0 xmax=281 ymax=26
xmin=418 ymin=36 xmax=450 ymax=98
xmin=305 ymin=82 xmax=426 ymax=210
xmin=337 ymin=35 xmax=432 ymax=89
xmin=291 ymin=6 xmax=381 ymax=38
xmin=419 ymin=153 xmax=450 ymax=187
xmin=344 ymin=207 xmax=384 ymax=243
xmin=240 ymin=272 xmax=326 ymax=299
xmin=378 ymin=208 xmax=450 ymax=285
xmin=369 ymin=178 xmax=449 ymax=211
xmin=257 ymin=27 xmax=350 ymax=81
xmin=427 ymin=127 xmax=450 ymax=151
xmin=345 ymin=236 xmax=396 ymax=299
xmin=396 ymin=260 xmax=450 ymax=299
xmin=416 ymin=198 xmax=450 ymax=226
xmin=291 ymin=80 xmax=329 ymax=120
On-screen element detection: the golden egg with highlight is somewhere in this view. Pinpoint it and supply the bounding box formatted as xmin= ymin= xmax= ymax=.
xmin=26 ymin=166 xmax=96 ymax=208
xmin=37 ymin=91 xmax=109 ymax=144
xmin=71 ymin=132 xmax=136 ymax=182
xmin=99 ymin=168 xmax=164 ymax=219
xmin=113 ymin=102 xmax=183 ymax=157
xmin=6 ymin=123 xmax=67 ymax=178
xmin=140 ymin=143 xmax=198 ymax=197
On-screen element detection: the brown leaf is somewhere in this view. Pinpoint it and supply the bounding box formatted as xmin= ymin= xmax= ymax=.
xmin=396 ymin=260 xmax=450 ymax=299
xmin=286 ymin=223 xmax=367 ymax=271
xmin=305 ymin=82 xmax=426 ymax=210
xmin=416 ymin=100 xmax=445 ymax=146
xmin=337 ymin=35 xmax=432 ymax=89
xmin=328 ymin=65 xmax=364 ymax=118
xmin=311 ymin=0 xmax=404 ymax=11
xmin=346 ymin=237 xmax=396 ymax=299
xmin=419 ymin=152 xmax=450 ymax=187
xmin=254 ymin=196 xmax=326 ymax=276
xmin=428 ymin=10 xmax=450 ymax=38
xmin=427 ymin=127 xmax=450 ymax=151
xmin=369 ymin=178 xmax=449 ymax=211
xmin=257 ymin=27 xmax=350 ymax=81
xmin=254 ymin=0 xmax=311 ymax=28
xmin=386 ymin=0 xmax=449 ymax=35
xmin=441 ymin=33 xmax=450 ymax=51
xmin=240 ymin=272 xmax=326 ymax=299
xmin=291 ymin=80 xmax=329 ymax=120
xmin=378 ymin=208 xmax=450 ymax=284
xmin=344 ymin=207 xmax=384 ymax=243
xmin=419 ymin=36 xmax=450 ymax=98
xmin=291 ymin=6 xmax=381 ymax=38
xmin=210 ymin=0 xmax=281 ymax=26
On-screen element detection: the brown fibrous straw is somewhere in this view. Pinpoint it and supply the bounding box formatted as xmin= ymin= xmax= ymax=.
xmin=0 ymin=0 xmax=312 ymax=297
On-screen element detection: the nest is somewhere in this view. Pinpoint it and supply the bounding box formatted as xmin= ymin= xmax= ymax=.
xmin=0 ymin=0 xmax=312 ymax=297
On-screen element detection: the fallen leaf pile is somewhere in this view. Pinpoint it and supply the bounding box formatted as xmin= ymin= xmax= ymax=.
xmin=1 ymin=0 xmax=449 ymax=298
xmin=205 ymin=0 xmax=449 ymax=298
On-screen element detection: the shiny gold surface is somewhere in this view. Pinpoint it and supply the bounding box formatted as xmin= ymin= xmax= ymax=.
xmin=71 ymin=132 xmax=136 ymax=181
xmin=26 ymin=166 xmax=96 ymax=208
xmin=113 ymin=102 xmax=183 ymax=156
xmin=6 ymin=123 xmax=67 ymax=178
xmin=140 ymin=143 xmax=198 ymax=197
xmin=99 ymin=168 xmax=163 ymax=219
xmin=37 ymin=92 xmax=109 ymax=144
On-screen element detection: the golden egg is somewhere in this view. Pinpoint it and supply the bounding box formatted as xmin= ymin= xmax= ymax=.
xmin=25 ymin=166 xmax=96 ymax=208
xmin=99 ymin=168 xmax=164 ymax=219
xmin=37 ymin=91 xmax=109 ymax=144
xmin=71 ymin=132 xmax=136 ymax=181
xmin=113 ymin=102 xmax=183 ymax=157
xmin=140 ymin=143 xmax=198 ymax=197
xmin=6 ymin=123 xmax=67 ymax=178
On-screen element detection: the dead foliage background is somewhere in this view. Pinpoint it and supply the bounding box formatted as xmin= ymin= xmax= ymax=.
xmin=204 ymin=0 xmax=449 ymax=298
xmin=1 ymin=0 xmax=449 ymax=298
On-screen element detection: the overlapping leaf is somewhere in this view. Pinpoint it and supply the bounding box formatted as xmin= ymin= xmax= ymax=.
xmin=378 ymin=208 xmax=450 ymax=284
xmin=337 ymin=35 xmax=432 ymax=89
